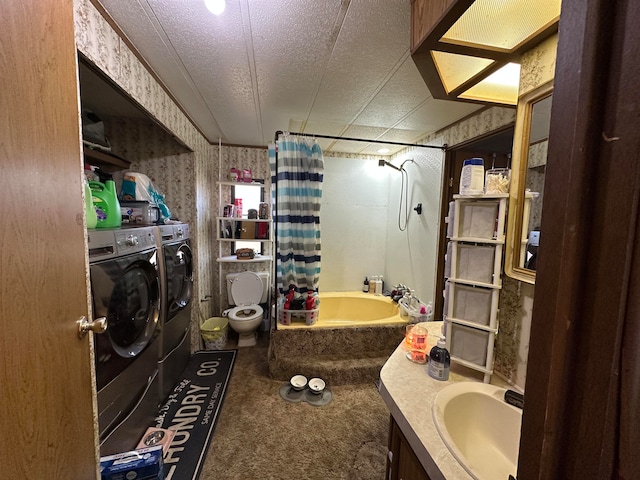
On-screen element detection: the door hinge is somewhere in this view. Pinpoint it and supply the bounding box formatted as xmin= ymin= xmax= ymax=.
xmin=449 ymin=177 xmax=453 ymax=187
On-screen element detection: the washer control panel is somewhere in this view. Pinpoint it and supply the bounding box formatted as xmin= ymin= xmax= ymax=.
xmin=115 ymin=227 xmax=156 ymax=254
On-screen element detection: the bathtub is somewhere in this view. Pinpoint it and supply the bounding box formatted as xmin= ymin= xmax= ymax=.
xmin=278 ymin=291 xmax=406 ymax=328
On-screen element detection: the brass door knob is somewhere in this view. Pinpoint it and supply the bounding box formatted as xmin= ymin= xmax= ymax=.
xmin=77 ymin=316 xmax=108 ymax=338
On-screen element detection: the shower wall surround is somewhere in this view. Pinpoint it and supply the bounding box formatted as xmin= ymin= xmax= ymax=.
xmin=320 ymin=156 xmax=390 ymax=292
xmin=384 ymin=145 xmax=446 ymax=307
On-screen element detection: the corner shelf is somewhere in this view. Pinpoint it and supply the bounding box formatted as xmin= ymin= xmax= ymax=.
xmin=216 ymin=217 xmax=272 ymax=242
xmin=216 ymin=181 xmax=272 ymax=248
xmin=443 ymin=194 xmax=508 ymax=383
xmin=217 ymin=255 xmax=273 ymax=263
xmin=216 ymin=181 xmax=266 ymax=187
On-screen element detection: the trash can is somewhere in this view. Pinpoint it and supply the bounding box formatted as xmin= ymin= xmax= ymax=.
xmin=201 ymin=317 xmax=228 ymax=350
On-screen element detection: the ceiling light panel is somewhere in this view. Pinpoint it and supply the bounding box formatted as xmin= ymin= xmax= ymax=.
xmin=458 ymin=62 xmax=521 ymax=104
xmin=431 ymin=51 xmax=494 ymax=92
xmin=441 ymin=0 xmax=561 ymax=51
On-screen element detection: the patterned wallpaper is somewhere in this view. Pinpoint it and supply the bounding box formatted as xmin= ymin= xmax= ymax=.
xmin=493 ymin=34 xmax=559 ymax=389
xmin=75 ymin=0 xmax=216 ymax=351
xmin=411 ymin=106 xmax=516 ymax=148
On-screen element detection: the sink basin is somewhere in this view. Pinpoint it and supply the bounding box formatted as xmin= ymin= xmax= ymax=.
xmin=432 ymin=382 xmax=522 ymax=480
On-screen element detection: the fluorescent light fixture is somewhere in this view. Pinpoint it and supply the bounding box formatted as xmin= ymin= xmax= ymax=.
xmin=205 ymin=0 xmax=225 ymax=15
xmin=377 ymin=148 xmax=391 ymax=154
xmin=459 ymin=63 xmax=521 ymax=104
xmin=411 ymin=0 xmax=561 ymax=104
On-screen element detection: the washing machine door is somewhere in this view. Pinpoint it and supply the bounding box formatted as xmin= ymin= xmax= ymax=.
xmin=92 ymin=252 xmax=160 ymax=391
xmin=164 ymin=241 xmax=193 ymax=322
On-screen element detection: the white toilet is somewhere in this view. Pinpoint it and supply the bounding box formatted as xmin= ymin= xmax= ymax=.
xmin=225 ymin=271 xmax=269 ymax=347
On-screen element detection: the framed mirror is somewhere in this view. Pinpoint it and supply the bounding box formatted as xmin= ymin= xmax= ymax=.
xmin=505 ymin=81 xmax=553 ymax=284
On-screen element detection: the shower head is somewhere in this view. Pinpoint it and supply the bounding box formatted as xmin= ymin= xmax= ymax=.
xmin=378 ymin=159 xmax=402 ymax=172
xmin=378 ymin=158 xmax=414 ymax=172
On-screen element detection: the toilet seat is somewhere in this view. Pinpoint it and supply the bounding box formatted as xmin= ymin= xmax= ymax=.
xmin=228 ymin=272 xmax=264 ymax=322
xmin=228 ymin=304 xmax=264 ymax=321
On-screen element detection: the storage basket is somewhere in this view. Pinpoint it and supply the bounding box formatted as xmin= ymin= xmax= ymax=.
xmin=450 ymin=324 xmax=489 ymax=366
xmin=201 ymin=317 xmax=228 ymax=350
xmin=454 ymin=243 xmax=496 ymax=284
xmin=451 ymin=284 xmax=493 ymax=326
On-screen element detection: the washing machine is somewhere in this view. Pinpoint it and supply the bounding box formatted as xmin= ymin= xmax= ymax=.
xmin=88 ymin=226 xmax=162 ymax=455
xmin=157 ymin=223 xmax=193 ymax=402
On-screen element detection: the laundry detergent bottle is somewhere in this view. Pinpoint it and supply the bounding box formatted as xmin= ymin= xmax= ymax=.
xmin=84 ymin=180 xmax=98 ymax=229
xmin=89 ymin=180 xmax=121 ymax=228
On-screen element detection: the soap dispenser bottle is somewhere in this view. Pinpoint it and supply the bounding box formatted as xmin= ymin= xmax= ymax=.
xmin=428 ymin=337 xmax=450 ymax=381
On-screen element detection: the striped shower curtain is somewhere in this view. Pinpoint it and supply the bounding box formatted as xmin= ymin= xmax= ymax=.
xmin=269 ymin=134 xmax=324 ymax=295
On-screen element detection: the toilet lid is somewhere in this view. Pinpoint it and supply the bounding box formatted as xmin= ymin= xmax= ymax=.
xmin=231 ymin=271 xmax=263 ymax=305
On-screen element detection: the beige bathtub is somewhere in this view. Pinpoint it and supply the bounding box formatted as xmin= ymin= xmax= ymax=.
xmin=278 ymin=291 xmax=406 ymax=329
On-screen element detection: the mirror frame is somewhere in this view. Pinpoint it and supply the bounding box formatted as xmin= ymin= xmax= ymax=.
xmin=505 ymin=80 xmax=554 ymax=284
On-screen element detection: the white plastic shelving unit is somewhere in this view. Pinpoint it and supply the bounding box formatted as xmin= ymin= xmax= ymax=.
xmin=216 ymin=181 xmax=273 ymax=321
xmin=443 ymin=194 xmax=508 ymax=383
xmin=215 ymin=181 xmax=273 ymax=264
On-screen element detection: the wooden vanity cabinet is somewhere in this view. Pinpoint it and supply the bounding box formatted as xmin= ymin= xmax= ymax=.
xmin=386 ymin=416 xmax=432 ymax=480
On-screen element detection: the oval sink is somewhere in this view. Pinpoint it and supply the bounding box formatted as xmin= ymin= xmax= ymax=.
xmin=432 ymin=382 xmax=522 ymax=480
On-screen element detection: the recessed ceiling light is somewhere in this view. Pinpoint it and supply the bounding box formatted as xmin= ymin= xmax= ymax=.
xmin=377 ymin=148 xmax=390 ymax=154
xmin=205 ymin=0 xmax=225 ymax=15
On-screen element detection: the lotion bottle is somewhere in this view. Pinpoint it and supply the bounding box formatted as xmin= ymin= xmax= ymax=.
xmin=428 ymin=337 xmax=450 ymax=381
xmin=363 ymin=277 xmax=369 ymax=293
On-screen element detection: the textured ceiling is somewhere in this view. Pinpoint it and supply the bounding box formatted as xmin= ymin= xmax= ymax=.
xmin=96 ymin=0 xmax=484 ymax=155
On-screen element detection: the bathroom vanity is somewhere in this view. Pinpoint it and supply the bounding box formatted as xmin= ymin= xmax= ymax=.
xmin=379 ymin=321 xmax=510 ymax=480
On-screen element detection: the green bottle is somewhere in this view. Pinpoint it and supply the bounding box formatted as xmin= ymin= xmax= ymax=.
xmin=89 ymin=180 xmax=121 ymax=228
xmin=84 ymin=181 xmax=98 ymax=229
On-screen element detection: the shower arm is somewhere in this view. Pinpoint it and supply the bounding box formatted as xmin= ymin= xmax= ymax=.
xmin=378 ymin=158 xmax=415 ymax=172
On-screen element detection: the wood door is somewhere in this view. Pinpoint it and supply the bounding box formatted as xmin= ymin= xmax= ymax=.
xmin=0 ymin=1 xmax=98 ymax=478
xmin=519 ymin=0 xmax=640 ymax=478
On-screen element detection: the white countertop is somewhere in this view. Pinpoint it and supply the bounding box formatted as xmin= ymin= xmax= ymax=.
xmin=378 ymin=321 xmax=509 ymax=480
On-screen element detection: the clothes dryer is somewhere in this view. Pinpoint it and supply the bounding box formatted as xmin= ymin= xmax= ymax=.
xmin=157 ymin=223 xmax=193 ymax=402
xmin=89 ymin=226 xmax=161 ymax=455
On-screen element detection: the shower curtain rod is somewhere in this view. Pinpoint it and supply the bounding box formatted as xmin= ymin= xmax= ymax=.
xmin=274 ymin=130 xmax=446 ymax=151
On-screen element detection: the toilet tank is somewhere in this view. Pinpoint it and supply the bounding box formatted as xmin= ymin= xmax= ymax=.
xmin=226 ymin=271 xmax=270 ymax=305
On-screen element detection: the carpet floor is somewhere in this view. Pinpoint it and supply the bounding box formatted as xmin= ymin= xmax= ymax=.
xmin=198 ymin=332 xmax=390 ymax=480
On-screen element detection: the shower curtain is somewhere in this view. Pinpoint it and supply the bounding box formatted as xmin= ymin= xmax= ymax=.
xmin=269 ymin=134 xmax=324 ymax=295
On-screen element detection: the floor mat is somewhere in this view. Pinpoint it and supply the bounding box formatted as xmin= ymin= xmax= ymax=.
xmin=154 ymin=350 xmax=236 ymax=480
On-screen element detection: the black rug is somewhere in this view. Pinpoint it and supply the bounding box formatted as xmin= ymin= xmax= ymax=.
xmin=154 ymin=350 xmax=236 ymax=480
